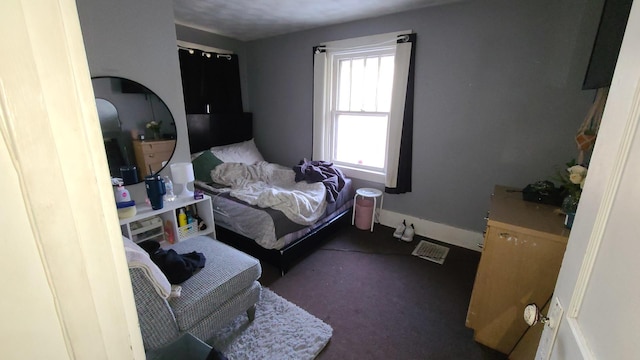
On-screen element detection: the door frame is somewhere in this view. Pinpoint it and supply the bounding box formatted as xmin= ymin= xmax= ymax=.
xmin=1 ymin=0 xmax=145 ymax=358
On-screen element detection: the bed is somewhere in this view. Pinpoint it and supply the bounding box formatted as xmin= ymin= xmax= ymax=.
xmin=187 ymin=113 xmax=354 ymax=273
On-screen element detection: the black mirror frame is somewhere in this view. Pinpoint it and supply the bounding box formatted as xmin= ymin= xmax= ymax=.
xmin=91 ymin=76 xmax=177 ymax=185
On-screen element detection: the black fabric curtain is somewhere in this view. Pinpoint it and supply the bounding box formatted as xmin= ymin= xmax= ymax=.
xmin=178 ymin=49 xmax=243 ymax=114
xmin=179 ymin=49 xmax=206 ymax=114
xmin=385 ymin=33 xmax=416 ymax=194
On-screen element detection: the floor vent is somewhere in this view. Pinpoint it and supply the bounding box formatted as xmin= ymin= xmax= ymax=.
xmin=412 ymin=240 xmax=450 ymax=265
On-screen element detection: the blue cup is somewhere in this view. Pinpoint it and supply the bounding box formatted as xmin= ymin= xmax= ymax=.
xmin=145 ymin=175 xmax=166 ymax=210
xmin=120 ymin=165 xmax=138 ymax=185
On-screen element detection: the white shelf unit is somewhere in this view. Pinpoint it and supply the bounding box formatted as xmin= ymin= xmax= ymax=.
xmin=119 ymin=194 xmax=216 ymax=247
xmin=129 ymin=216 xmax=165 ymax=243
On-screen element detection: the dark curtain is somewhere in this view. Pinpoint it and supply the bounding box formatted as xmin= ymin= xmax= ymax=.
xmin=385 ymin=33 xmax=416 ymax=194
xmin=178 ymin=49 xmax=243 ymax=114
xmin=179 ymin=49 xmax=206 ymax=114
xmin=203 ymin=54 xmax=243 ymax=113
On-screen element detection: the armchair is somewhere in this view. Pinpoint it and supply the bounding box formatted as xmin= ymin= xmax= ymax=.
xmin=126 ymin=235 xmax=261 ymax=350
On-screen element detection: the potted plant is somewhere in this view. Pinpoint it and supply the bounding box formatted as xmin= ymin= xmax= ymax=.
xmin=554 ymin=160 xmax=588 ymax=228
xmin=145 ymin=120 xmax=162 ymax=140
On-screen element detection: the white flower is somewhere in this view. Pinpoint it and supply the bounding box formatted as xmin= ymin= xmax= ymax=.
xmin=567 ymin=165 xmax=587 ymax=185
xmin=145 ymin=121 xmax=162 ymax=132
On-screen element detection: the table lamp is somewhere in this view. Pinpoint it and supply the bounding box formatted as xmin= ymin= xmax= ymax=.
xmin=170 ymin=162 xmax=195 ymax=198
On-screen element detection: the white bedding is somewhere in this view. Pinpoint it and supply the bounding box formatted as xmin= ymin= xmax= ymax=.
xmin=210 ymin=161 xmax=327 ymax=225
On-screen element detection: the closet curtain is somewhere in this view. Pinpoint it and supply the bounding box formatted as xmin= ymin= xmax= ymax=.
xmin=178 ymin=49 xmax=243 ymax=114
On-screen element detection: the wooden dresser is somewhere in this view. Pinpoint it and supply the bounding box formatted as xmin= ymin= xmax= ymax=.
xmin=132 ymin=139 xmax=176 ymax=179
xmin=466 ymin=185 xmax=570 ymax=356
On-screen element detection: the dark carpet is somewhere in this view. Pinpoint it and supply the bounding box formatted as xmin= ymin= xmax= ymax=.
xmin=259 ymin=218 xmax=508 ymax=360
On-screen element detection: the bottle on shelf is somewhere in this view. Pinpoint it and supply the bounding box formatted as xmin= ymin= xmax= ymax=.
xmin=186 ymin=206 xmax=194 ymax=224
xmin=196 ymin=214 xmax=207 ymax=231
xmin=164 ymin=220 xmax=175 ymax=244
xmin=178 ymin=208 xmax=187 ymax=227
xmin=163 ymin=176 xmax=176 ymax=202
xmin=188 ymin=204 xmax=207 ymax=230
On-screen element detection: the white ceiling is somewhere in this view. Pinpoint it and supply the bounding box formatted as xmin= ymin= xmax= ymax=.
xmin=173 ymin=0 xmax=462 ymax=41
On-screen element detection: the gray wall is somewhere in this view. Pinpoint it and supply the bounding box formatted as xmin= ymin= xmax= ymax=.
xmin=77 ymin=0 xmax=187 ymax=202
xmin=244 ymin=0 xmax=605 ymax=232
xmin=77 ymin=0 xmax=605 ymax=233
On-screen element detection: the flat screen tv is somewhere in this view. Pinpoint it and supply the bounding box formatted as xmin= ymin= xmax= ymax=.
xmin=582 ymin=0 xmax=633 ymax=90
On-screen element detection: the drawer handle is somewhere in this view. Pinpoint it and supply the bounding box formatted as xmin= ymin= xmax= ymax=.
xmin=477 ymin=243 xmax=484 ymax=249
xmin=148 ymin=154 xmax=154 ymax=158
xmin=499 ymin=232 xmax=510 ymax=238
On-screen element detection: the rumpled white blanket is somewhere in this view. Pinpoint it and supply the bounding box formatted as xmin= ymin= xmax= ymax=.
xmin=123 ymin=237 xmax=172 ymax=299
xmin=211 ymin=161 xmax=327 ymax=225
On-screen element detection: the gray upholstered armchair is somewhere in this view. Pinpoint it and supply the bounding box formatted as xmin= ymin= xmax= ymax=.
xmin=126 ymin=235 xmax=262 ymax=351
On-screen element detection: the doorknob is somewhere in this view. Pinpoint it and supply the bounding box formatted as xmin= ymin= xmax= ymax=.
xmin=523 ymin=303 xmax=550 ymax=327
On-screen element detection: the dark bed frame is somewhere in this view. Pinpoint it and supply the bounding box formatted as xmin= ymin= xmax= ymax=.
xmin=186 ymin=113 xmax=352 ymax=274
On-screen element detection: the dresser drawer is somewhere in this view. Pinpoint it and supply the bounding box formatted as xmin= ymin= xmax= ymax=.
xmin=137 ymin=140 xmax=175 ymax=154
xmin=141 ymin=149 xmax=173 ymax=162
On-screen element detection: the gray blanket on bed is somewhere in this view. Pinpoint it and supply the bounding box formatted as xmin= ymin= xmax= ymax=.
xmin=210 ymin=161 xmax=327 ymax=225
xmin=293 ymin=159 xmax=346 ymax=203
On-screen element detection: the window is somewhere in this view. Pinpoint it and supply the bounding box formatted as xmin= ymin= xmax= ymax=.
xmin=332 ymin=49 xmax=395 ymax=176
xmin=313 ymin=31 xmax=413 ymax=185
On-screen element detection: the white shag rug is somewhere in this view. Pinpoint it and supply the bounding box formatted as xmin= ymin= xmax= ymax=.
xmin=208 ymin=288 xmax=333 ymax=360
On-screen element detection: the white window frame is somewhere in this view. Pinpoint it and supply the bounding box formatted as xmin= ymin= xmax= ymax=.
xmin=329 ymin=48 xmax=395 ymax=182
xmin=313 ymin=30 xmax=412 ymax=184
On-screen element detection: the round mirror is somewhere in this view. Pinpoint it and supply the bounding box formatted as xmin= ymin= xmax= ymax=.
xmin=92 ymin=77 xmax=177 ymax=185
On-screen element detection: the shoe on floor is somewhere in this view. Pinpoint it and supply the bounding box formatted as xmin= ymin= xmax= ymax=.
xmin=401 ymin=224 xmax=415 ymax=242
xmin=393 ymin=220 xmax=406 ymax=238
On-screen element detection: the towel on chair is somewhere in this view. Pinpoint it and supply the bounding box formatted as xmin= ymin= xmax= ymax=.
xmin=123 ymin=236 xmax=172 ymax=299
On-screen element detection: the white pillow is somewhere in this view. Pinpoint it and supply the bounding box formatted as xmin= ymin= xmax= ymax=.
xmin=210 ymin=138 xmax=264 ymax=165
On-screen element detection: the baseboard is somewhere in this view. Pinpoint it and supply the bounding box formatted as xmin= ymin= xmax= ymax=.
xmin=378 ymin=209 xmax=483 ymax=252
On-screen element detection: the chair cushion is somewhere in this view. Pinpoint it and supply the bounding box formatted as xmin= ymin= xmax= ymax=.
xmin=167 ymin=236 xmax=261 ymax=331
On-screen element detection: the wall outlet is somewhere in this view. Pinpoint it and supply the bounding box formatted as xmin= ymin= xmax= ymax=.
xmin=536 ymin=297 xmax=564 ymax=360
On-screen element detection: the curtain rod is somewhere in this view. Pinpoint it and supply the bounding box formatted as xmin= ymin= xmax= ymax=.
xmin=315 ymin=34 xmax=410 ymax=54
xmin=177 ymin=45 xmax=233 ymax=60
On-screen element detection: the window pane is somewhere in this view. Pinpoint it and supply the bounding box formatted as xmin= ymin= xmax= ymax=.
xmin=349 ymin=58 xmax=365 ymax=111
xmin=362 ymin=57 xmax=379 ymax=112
xmin=334 ymin=114 xmax=387 ymax=168
xmin=377 ymin=55 xmax=394 ymax=112
xmin=337 ymin=59 xmax=351 ymax=111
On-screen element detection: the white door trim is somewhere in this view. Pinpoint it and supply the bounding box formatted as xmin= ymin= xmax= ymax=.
xmin=1 ymin=0 xmax=145 ymax=358
xmin=567 ymin=78 xmax=640 ymax=357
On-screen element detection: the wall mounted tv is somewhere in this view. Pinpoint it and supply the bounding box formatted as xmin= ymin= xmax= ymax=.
xmin=582 ymin=0 xmax=633 ymax=90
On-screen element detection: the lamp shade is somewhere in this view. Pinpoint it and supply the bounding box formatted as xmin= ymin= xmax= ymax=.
xmin=170 ymin=162 xmax=195 ymax=197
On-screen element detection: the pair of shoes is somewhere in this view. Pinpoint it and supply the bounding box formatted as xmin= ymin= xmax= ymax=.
xmin=393 ymin=220 xmax=415 ymax=242
xmin=393 ymin=220 xmax=406 ymax=238
xmin=401 ymin=224 xmax=415 ymax=242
